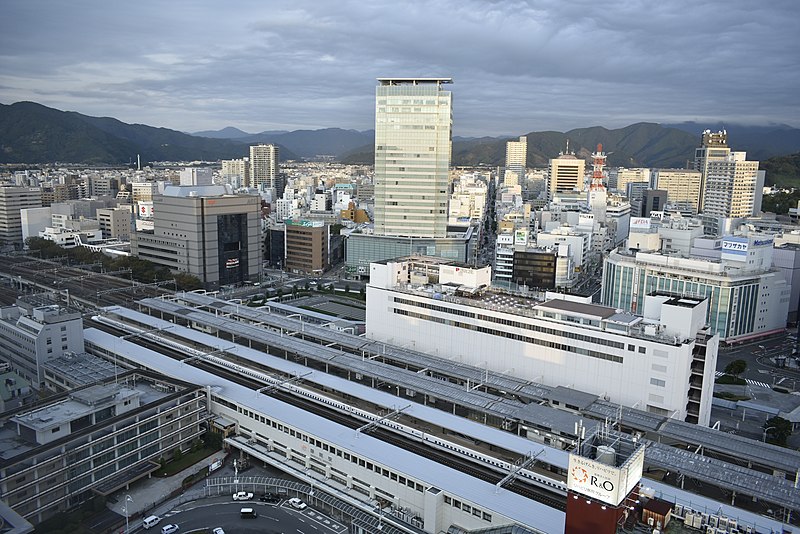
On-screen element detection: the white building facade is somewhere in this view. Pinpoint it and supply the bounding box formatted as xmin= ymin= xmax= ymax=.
xmin=602 ymin=235 xmax=790 ymax=341
xmin=367 ymin=257 xmax=718 ymax=425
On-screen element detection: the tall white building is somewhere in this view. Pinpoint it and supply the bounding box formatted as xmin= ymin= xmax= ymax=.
xmin=504 ymin=136 xmax=527 ymax=186
xmin=695 ymin=130 xmax=762 ymax=218
xmin=367 ymin=256 xmax=718 ymax=425
xmin=0 ymin=186 xmax=42 ymax=249
xmin=373 ymin=78 xmax=453 ymax=238
xmin=249 ymin=144 xmax=280 ymax=192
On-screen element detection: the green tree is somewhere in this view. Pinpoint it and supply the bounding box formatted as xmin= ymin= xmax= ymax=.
xmin=174 ymin=272 xmax=203 ymax=291
xmin=304 ymin=280 xmax=310 ymax=291
xmin=763 ymin=416 xmax=793 ymax=446
xmin=205 ymin=431 xmax=223 ymax=450
xmin=724 ymin=359 xmax=747 ymax=378
xmin=344 ymin=283 xmax=350 ymax=293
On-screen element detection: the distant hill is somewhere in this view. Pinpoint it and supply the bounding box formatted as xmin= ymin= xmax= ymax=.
xmin=662 ymin=122 xmax=800 ymax=161
xmin=236 ymin=128 xmax=374 ymax=159
xmin=192 ymin=126 xmax=255 ymax=139
xmin=0 ymin=102 xmax=298 ymax=164
xmin=761 ymin=153 xmax=800 ymax=187
xmin=343 ymin=123 xmax=699 ymax=168
xmin=4 ymin=101 xmax=798 ymax=167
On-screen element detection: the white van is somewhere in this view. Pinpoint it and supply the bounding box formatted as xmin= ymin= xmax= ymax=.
xmin=142 ymin=515 xmax=161 ymax=529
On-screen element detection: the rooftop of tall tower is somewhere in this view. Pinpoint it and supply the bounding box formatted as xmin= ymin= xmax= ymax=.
xmin=377 ymin=78 xmax=453 ymax=85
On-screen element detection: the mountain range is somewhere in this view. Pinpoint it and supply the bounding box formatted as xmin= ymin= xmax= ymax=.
xmin=1 ymin=101 xmax=799 ymax=170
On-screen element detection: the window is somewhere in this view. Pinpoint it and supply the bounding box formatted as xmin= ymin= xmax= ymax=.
xmin=650 ymin=378 xmax=665 ymax=387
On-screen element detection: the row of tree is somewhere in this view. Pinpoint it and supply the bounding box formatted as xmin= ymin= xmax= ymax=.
xmin=25 ymin=237 xmax=203 ymax=291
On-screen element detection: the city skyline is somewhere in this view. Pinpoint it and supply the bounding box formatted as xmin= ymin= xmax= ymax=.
xmin=1 ymin=0 xmax=798 ymax=137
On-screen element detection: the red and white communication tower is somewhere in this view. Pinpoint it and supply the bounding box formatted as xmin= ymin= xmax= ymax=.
xmin=590 ymin=143 xmax=607 ymax=191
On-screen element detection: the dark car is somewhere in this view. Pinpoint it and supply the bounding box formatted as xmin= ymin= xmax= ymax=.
xmin=260 ymin=493 xmax=281 ymax=503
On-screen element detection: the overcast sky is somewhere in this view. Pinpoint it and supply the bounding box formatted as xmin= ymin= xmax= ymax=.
xmin=1 ymin=0 xmax=798 ymax=137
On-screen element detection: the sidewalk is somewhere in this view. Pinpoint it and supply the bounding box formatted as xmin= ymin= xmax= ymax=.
xmin=106 ymin=452 xmax=226 ymax=522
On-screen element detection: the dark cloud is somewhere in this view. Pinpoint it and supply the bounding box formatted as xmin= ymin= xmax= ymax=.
xmin=1 ymin=0 xmax=798 ymax=136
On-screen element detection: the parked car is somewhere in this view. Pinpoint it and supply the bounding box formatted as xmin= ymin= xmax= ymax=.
xmin=212 ymin=529 xmax=225 ymax=534
xmin=288 ymin=497 xmax=307 ymax=510
xmin=161 ymin=525 xmax=179 ymax=534
xmin=260 ymin=493 xmax=281 ymax=503
xmin=232 ymin=491 xmax=254 ymax=501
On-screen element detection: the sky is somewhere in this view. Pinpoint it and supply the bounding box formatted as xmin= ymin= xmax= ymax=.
xmin=1 ymin=0 xmax=798 ymax=137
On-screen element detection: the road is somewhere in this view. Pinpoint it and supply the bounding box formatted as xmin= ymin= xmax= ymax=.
xmin=717 ymin=329 xmax=800 ymax=389
xmin=155 ymin=500 xmax=345 ymax=534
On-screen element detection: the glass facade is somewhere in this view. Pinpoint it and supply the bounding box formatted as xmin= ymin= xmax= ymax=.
xmin=374 ymin=79 xmax=452 ymax=238
xmin=602 ymin=255 xmax=764 ymax=339
xmin=217 ymin=213 xmax=248 ymax=286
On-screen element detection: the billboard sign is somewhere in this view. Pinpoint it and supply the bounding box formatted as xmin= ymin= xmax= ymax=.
xmin=629 ymin=217 xmax=651 ymax=230
xmin=567 ymin=445 xmax=645 ymax=506
xmin=721 ymin=237 xmax=748 ymax=262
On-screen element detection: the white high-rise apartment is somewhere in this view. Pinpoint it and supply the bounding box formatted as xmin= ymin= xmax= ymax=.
xmin=249 ymin=144 xmax=279 ymax=192
xmin=505 ymin=136 xmax=527 ymax=186
xmin=373 ymin=78 xmax=452 ymax=238
xmin=695 ymin=130 xmax=761 ymax=218
xmin=221 ymin=158 xmax=249 ymax=187
xmin=0 ymin=186 xmax=42 ymax=249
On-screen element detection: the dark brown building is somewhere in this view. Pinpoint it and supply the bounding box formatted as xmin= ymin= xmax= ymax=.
xmin=284 ymin=220 xmax=329 ymax=275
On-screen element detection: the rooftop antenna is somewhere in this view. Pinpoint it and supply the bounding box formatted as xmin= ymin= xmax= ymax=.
xmin=565 ymin=139 xmax=570 ymax=154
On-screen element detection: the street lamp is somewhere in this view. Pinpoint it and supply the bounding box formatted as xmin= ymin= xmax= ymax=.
xmin=763 ymin=426 xmax=777 ymax=443
xmin=123 ymin=494 xmax=133 ymax=533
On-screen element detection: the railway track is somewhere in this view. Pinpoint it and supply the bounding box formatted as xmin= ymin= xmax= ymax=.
xmin=89 ymin=319 xmax=567 ymax=512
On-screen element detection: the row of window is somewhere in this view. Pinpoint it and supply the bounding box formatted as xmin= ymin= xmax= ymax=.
xmin=394 ymin=308 xmax=624 ymax=364
xmin=443 ymin=495 xmax=492 ymax=522
xmin=393 ymin=297 xmax=626 ymax=350
xmin=216 ymin=397 xmax=431 ymax=495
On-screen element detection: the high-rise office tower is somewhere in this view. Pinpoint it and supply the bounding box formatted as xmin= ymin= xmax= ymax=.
xmin=547 ymin=147 xmax=585 ymax=200
xmin=694 ymin=130 xmax=761 ymax=218
xmin=505 ymin=136 xmax=527 ymax=186
xmin=249 ymin=144 xmax=280 ymax=192
xmin=373 ymin=78 xmax=452 ymax=238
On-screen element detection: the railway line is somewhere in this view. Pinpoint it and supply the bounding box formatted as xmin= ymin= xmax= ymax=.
xmin=88 ymin=317 xmax=568 ymax=512
xmin=0 ymin=255 xmax=169 ymax=307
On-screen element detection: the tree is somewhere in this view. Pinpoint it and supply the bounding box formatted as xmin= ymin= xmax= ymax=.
xmin=344 ymin=283 xmax=351 ymax=293
xmin=724 ymin=359 xmax=747 ymax=378
xmin=174 ymin=272 xmax=203 ymax=291
xmin=763 ymin=416 xmax=793 ymax=446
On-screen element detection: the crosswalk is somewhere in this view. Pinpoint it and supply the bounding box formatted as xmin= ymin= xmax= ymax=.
xmin=714 ymin=371 xmax=771 ymax=389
